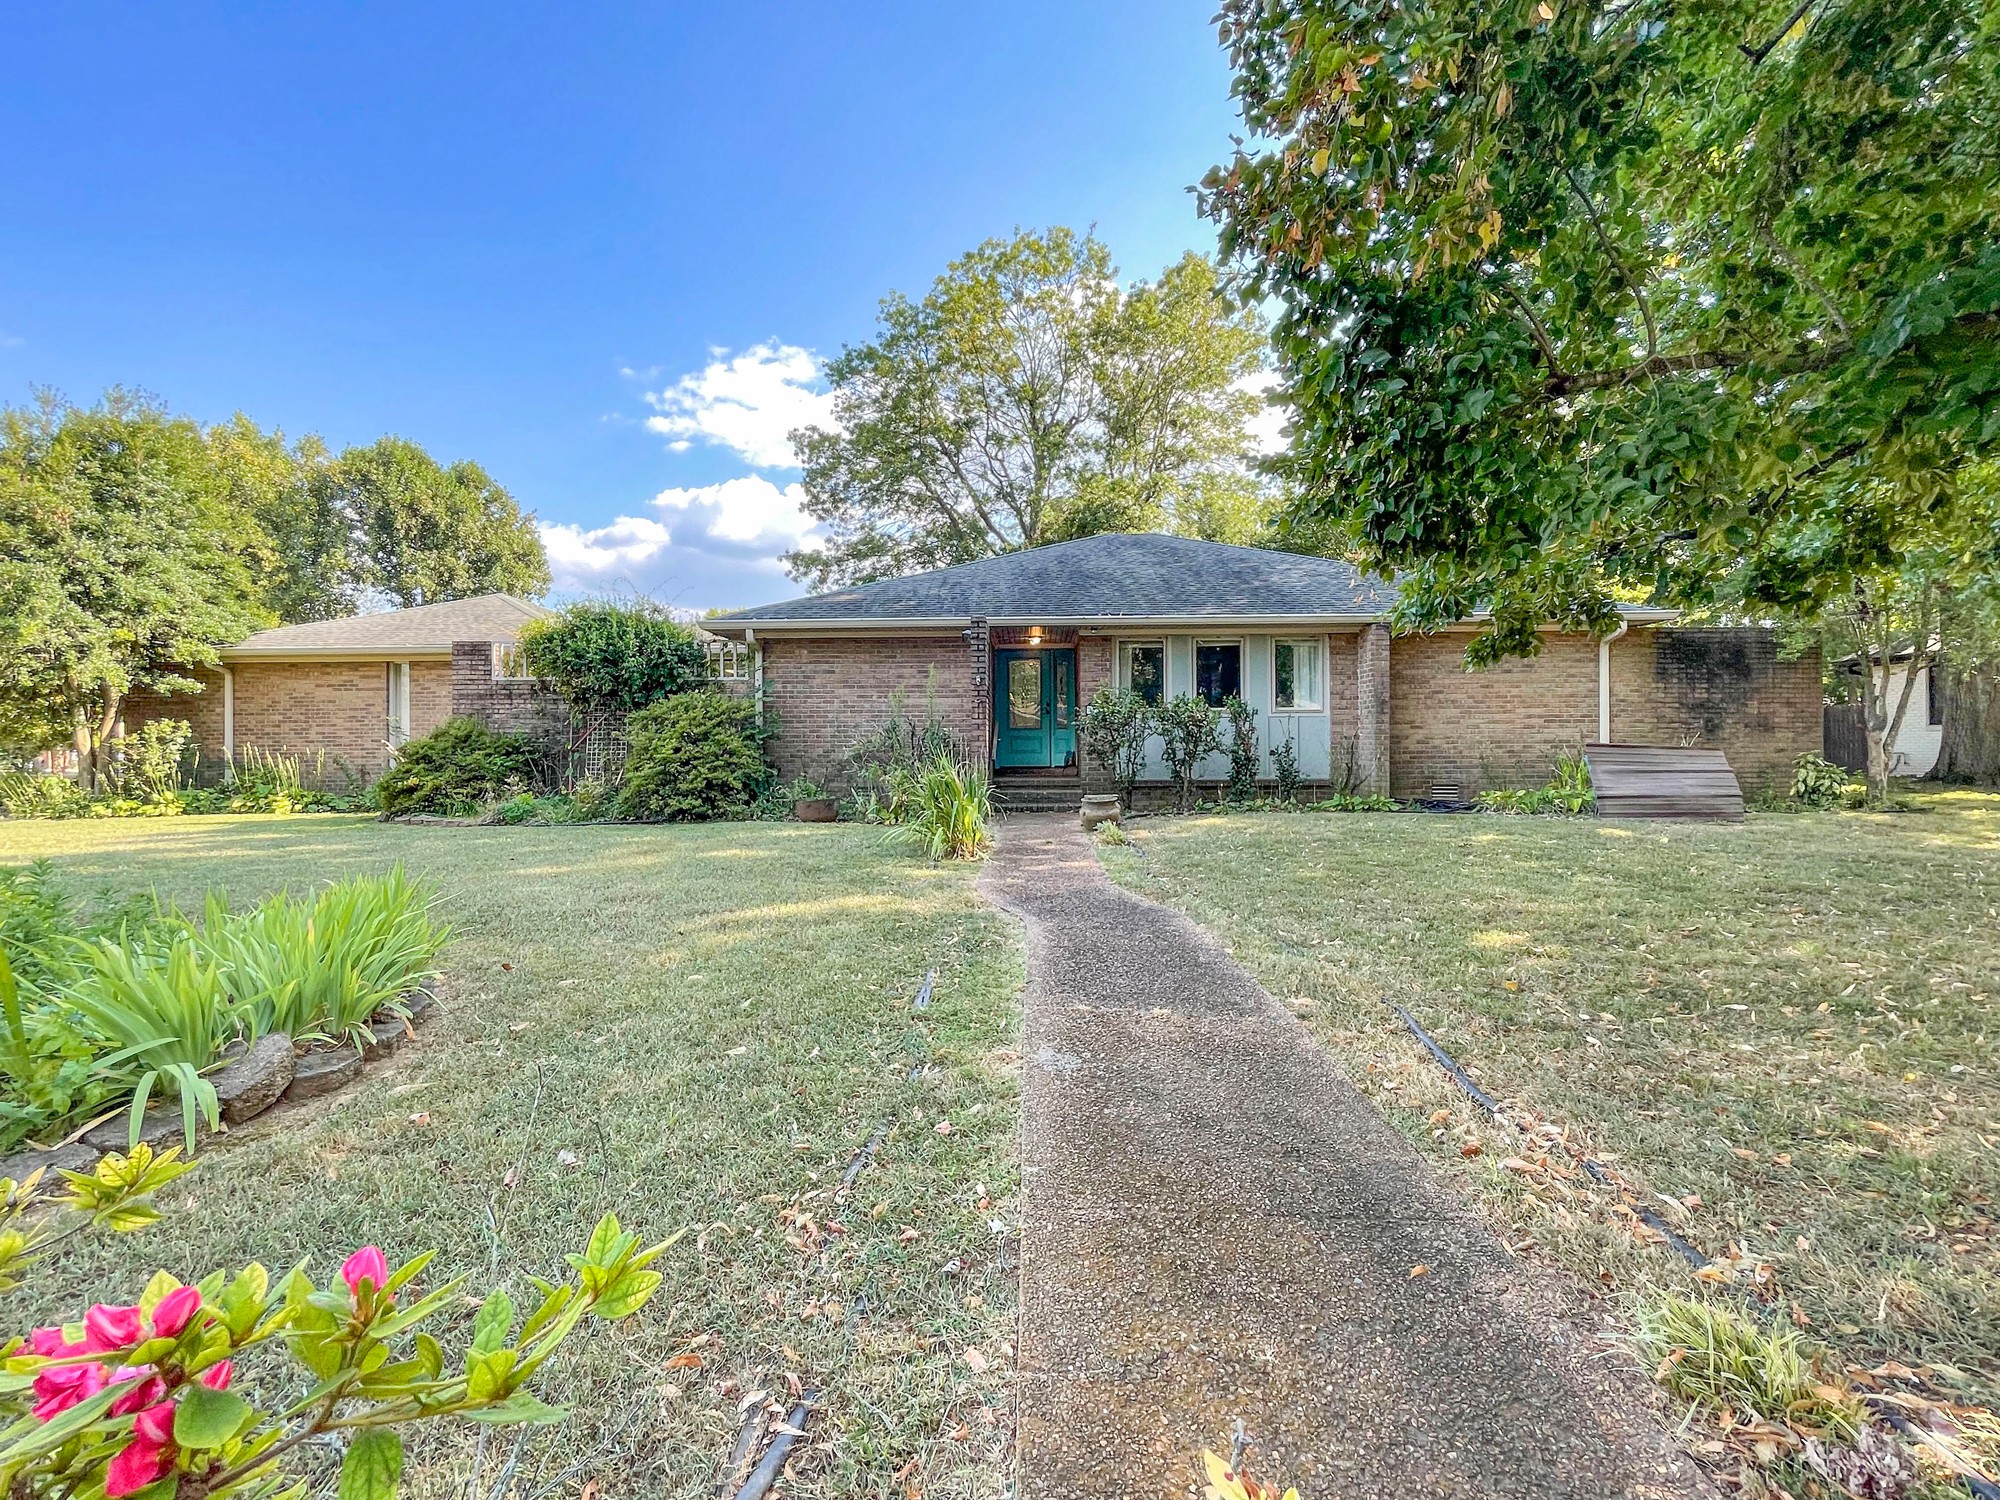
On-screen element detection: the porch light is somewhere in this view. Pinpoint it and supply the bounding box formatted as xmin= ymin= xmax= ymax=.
xmin=1027 ymin=625 xmax=1043 ymax=643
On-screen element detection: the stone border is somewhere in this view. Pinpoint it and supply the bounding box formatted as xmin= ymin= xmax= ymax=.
xmin=0 ymin=981 xmax=442 ymax=1179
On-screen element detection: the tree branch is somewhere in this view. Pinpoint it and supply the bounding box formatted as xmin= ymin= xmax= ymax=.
xmin=1498 ymin=282 xmax=1564 ymax=379
xmin=1755 ymin=222 xmax=1851 ymax=340
xmin=1564 ymin=167 xmax=1658 ymax=359
xmin=1740 ymin=0 xmax=1821 ymax=65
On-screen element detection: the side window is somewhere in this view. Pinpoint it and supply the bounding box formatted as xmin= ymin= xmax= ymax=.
xmin=1274 ymin=639 xmax=1323 ymax=710
xmin=1195 ymin=642 xmax=1241 ymax=707
xmin=1123 ymin=642 xmax=1165 ymax=705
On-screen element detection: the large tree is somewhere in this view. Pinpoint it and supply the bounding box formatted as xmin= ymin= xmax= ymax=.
xmin=784 ymin=229 xmax=1272 ymax=588
xmin=1200 ymin=0 xmax=2000 ymax=665
xmin=0 ymin=393 xmax=269 ymax=785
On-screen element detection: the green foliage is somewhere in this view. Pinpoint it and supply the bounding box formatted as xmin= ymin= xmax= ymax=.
xmin=617 ymin=692 xmax=769 ymax=823
xmin=0 ymin=1141 xmax=193 ymax=1290
xmin=1477 ymin=750 xmax=1595 ymax=816
xmin=192 ymin=867 xmax=446 ymax=1048
xmin=0 ymin=393 xmax=269 ymax=780
xmin=1307 ymin=792 xmax=1397 ymax=812
xmin=843 ymin=689 xmax=966 ymax=810
xmin=516 ymin=601 xmax=707 ymax=717
xmin=114 ymin=719 xmax=193 ymax=805
xmin=333 ymin=435 xmax=550 ymax=610
xmin=1790 ymin=753 xmax=1853 ymax=810
xmin=0 ymin=773 xmax=87 ymax=820
xmin=1636 ymin=1297 xmax=1862 ymax=1438
xmin=1202 ymin=0 xmax=2000 ymax=666
xmin=1152 ymin=695 xmax=1224 ymax=813
xmin=489 ymin=785 xmax=611 ymax=825
xmin=786 ymin=228 xmax=1273 ymax=588
xmin=1270 ymin=733 xmax=1301 ymax=804
xmin=376 ymin=718 xmax=539 ymax=818
xmin=885 ymin=755 xmax=992 ymax=861
xmin=1222 ymin=696 xmax=1259 ymax=802
xmin=1078 ymin=687 xmax=1153 ymax=802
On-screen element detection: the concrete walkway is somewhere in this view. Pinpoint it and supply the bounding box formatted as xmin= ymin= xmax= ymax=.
xmin=979 ymin=815 xmax=1710 ymax=1500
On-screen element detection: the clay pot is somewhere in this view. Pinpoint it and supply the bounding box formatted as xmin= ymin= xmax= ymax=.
xmin=794 ymin=797 xmax=839 ymax=823
xmin=1079 ymin=794 xmax=1122 ymax=830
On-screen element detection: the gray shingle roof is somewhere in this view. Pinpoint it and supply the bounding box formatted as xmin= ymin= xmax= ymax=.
xmin=714 ymin=533 xmax=1404 ymax=626
xmin=223 ymin=594 xmax=556 ymax=657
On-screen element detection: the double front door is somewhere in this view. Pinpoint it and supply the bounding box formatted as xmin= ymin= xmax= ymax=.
xmin=994 ymin=648 xmax=1077 ymax=770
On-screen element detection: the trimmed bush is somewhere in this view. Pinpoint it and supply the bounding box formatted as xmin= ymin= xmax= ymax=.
xmin=517 ymin=601 xmax=707 ymax=716
xmin=1078 ymin=687 xmax=1151 ymax=803
xmin=617 ymin=691 xmax=769 ymax=822
xmin=376 ymin=717 xmax=539 ymax=818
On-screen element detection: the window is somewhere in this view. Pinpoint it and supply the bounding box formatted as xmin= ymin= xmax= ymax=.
xmin=1195 ymin=641 xmax=1241 ymax=707
xmin=493 ymin=643 xmax=533 ymax=681
xmin=705 ymin=639 xmax=750 ymax=682
xmin=1007 ymin=656 xmax=1044 ymax=729
xmin=1274 ymin=639 xmax=1323 ymax=711
xmin=1121 ymin=642 xmax=1165 ymax=705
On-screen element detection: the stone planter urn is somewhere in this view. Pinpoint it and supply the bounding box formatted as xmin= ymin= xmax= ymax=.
xmin=1079 ymin=794 xmax=1122 ymax=830
xmin=794 ymin=797 xmax=839 ymax=823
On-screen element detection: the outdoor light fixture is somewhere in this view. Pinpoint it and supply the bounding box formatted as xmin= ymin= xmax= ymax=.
xmin=1027 ymin=625 xmax=1043 ymax=643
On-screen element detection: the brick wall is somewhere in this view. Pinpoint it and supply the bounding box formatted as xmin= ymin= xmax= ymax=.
xmin=121 ymin=670 xmax=229 ymax=783
xmin=449 ymin=642 xmax=572 ymax=748
xmin=1612 ymin=628 xmax=1821 ymax=794
xmin=760 ymin=634 xmax=985 ymax=788
xmin=125 ymin=661 xmax=403 ymax=787
xmin=1390 ymin=626 xmax=1821 ymax=798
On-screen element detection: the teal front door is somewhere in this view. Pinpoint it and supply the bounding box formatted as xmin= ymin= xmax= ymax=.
xmin=994 ymin=648 xmax=1077 ymax=769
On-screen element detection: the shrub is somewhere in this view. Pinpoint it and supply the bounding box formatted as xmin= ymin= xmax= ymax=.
xmin=1790 ymin=752 xmax=1850 ymax=809
xmin=618 ymin=691 xmax=769 ymax=822
xmin=1478 ymin=751 xmax=1594 ymax=816
xmin=1222 ymin=697 xmax=1259 ymax=802
xmin=114 ymin=719 xmax=192 ymax=805
xmin=376 ymin=718 xmax=539 ymax=818
xmin=1309 ymin=792 xmax=1397 ymax=812
xmin=517 ymin=600 xmax=707 ymax=716
xmin=1636 ymin=1296 xmax=1862 ymax=1438
xmin=886 ymin=754 xmax=992 ymax=860
xmin=1153 ymin=695 xmax=1224 ymax=813
xmin=0 ymin=773 xmax=88 ymax=820
xmin=1271 ymin=733 xmax=1301 ymax=803
xmin=845 ymin=687 xmax=965 ymax=803
xmin=1078 ymin=688 xmax=1152 ymax=803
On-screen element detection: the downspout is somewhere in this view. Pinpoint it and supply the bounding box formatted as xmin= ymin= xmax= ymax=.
xmin=747 ymin=629 xmax=763 ymax=728
xmin=221 ymin=666 xmax=236 ymax=783
xmin=1598 ymin=619 xmax=1629 ymax=744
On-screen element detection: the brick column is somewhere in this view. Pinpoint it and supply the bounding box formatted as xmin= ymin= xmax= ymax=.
xmin=1355 ymin=624 xmax=1391 ymax=796
xmin=966 ymin=617 xmax=991 ymax=764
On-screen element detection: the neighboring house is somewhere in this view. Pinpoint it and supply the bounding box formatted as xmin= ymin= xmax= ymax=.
xmin=121 ymin=594 xmax=555 ymax=786
xmin=707 ymin=532 xmax=1824 ymax=800
xmin=1826 ymin=653 xmax=1945 ymax=777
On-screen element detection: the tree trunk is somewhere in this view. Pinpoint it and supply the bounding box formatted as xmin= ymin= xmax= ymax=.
xmin=71 ymin=704 xmax=95 ymax=794
xmin=1932 ymin=662 xmax=2000 ymax=783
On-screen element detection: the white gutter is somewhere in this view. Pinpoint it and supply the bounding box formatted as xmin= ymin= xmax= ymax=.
xmin=1598 ymin=619 xmax=1629 ymax=743
xmin=708 ymin=607 xmax=1681 ymax=638
xmin=220 ymin=666 xmax=236 ymax=782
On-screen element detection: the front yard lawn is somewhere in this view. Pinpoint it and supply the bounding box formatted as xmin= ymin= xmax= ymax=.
xmin=4 ymin=816 xmax=1021 ymax=1498
xmin=1103 ymin=793 xmax=2000 ymax=1409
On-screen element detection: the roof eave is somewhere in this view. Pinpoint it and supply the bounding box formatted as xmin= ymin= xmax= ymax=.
xmin=220 ymin=647 xmax=458 ymax=662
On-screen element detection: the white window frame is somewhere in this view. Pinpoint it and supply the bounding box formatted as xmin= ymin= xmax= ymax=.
xmin=1119 ymin=639 xmax=1167 ymax=703
xmin=705 ymin=638 xmax=751 ymax=682
xmin=492 ymin=643 xmax=534 ymax=681
xmin=386 ymin=662 xmax=413 ymax=747
xmin=1272 ymin=637 xmax=1324 ymax=712
xmin=1193 ymin=637 xmax=1246 ymax=709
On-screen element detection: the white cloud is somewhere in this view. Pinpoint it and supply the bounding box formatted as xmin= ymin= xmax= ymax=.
xmin=539 ymin=514 xmax=675 ymax=580
xmin=650 ymin=474 xmax=815 ymax=546
xmin=1236 ymin=370 xmax=1290 ymax=456
xmin=539 ymin=475 xmax=819 ymax=605
xmin=642 ymin=343 xmax=834 ymax=469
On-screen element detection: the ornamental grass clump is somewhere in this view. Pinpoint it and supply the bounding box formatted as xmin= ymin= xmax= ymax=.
xmin=0 ymin=1145 xmax=677 ymax=1499
xmin=886 ymin=754 xmax=992 ymax=860
xmin=1636 ymin=1296 xmax=1863 ymax=1438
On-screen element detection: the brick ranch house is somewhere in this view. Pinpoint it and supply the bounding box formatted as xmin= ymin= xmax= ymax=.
xmin=705 ymin=533 xmax=1823 ymax=802
xmin=122 ymin=594 xmax=558 ymax=786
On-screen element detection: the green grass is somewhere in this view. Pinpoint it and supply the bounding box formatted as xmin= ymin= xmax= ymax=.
xmin=2 ymin=815 xmax=1021 ymax=1498
xmin=1101 ymin=792 xmax=2000 ymax=1407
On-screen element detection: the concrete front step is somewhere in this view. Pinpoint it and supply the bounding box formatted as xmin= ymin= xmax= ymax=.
xmin=993 ymin=780 xmax=1086 ymax=814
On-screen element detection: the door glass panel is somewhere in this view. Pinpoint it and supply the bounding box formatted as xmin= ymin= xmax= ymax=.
xmin=1126 ymin=644 xmax=1164 ymax=705
xmin=1007 ymin=657 xmax=1043 ymax=729
xmin=1195 ymin=643 xmax=1241 ymax=707
xmin=1054 ymin=653 xmax=1073 ymax=727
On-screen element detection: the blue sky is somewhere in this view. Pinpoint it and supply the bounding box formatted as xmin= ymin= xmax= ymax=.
xmin=0 ymin=3 xmax=1246 ymax=611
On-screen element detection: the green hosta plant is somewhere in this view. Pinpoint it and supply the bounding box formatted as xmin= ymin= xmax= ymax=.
xmin=0 ymin=1146 xmax=678 ymax=1498
xmin=1790 ymin=753 xmax=1851 ymax=810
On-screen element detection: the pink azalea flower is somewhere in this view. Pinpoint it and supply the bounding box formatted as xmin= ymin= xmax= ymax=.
xmin=105 ymin=1428 xmax=173 ymax=1497
xmin=149 ymin=1286 xmax=202 ymax=1339
xmin=31 ymin=1360 xmax=108 ymax=1421
xmin=198 ymin=1360 xmax=233 ymax=1391
xmin=340 ymin=1246 xmax=391 ymax=1301
xmin=81 ymin=1303 xmax=144 ymax=1354
xmin=109 ymin=1370 xmax=167 ymax=1417
xmin=132 ymin=1402 xmax=175 ymax=1446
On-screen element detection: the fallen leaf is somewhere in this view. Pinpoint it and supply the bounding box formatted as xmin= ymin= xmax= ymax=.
xmin=407 ymin=1112 xmax=431 ymax=1126
xmin=1459 ymin=1140 xmax=1483 ymax=1158
xmin=962 ymin=1347 xmax=988 ymax=1373
xmin=1428 ymin=1109 xmax=1452 ymax=1125
xmin=897 ymin=1226 xmax=920 ymax=1243
xmin=934 ymin=1120 xmax=953 ymax=1135
xmin=556 ymin=1149 xmax=580 ymax=1167
xmin=664 ymin=1352 xmax=703 ymax=1370
xmin=1408 ymin=1264 xmax=1431 ymax=1279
